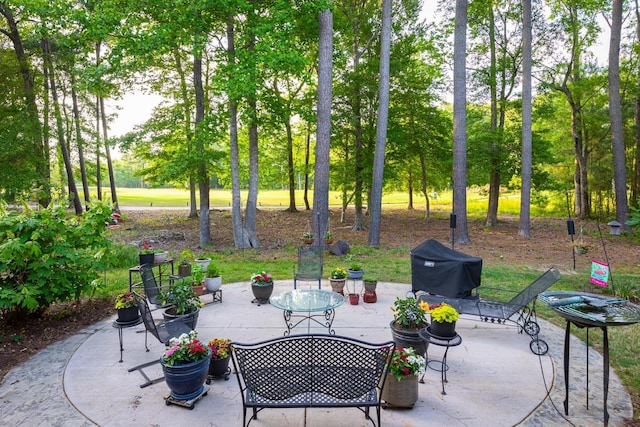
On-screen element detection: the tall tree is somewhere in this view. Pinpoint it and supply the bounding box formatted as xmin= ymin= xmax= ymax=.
xmin=0 ymin=2 xmax=49 ymax=206
xmin=608 ymin=0 xmax=630 ymax=229
xmin=312 ymin=9 xmax=333 ymax=243
xmin=519 ymin=0 xmax=532 ymax=237
xmin=452 ymin=0 xmax=470 ymax=244
xmin=368 ymin=0 xmax=392 ymax=247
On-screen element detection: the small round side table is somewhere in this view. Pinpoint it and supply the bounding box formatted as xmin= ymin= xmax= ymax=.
xmin=419 ymin=326 xmax=462 ymax=395
xmin=112 ymin=317 xmax=143 ymax=363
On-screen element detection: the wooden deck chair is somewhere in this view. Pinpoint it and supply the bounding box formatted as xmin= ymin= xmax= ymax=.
xmin=127 ymin=292 xmax=193 ymax=388
xmin=293 ymin=246 xmax=323 ymax=289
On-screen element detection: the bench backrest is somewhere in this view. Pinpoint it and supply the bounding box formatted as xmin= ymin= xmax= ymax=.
xmin=231 ymin=334 xmax=394 ymax=401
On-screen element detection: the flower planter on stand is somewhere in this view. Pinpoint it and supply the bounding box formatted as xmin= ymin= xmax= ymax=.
xmin=161 ymin=349 xmax=211 ymax=401
xmin=430 ymin=320 xmax=456 ymax=338
xmin=381 ymin=374 xmax=419 ymax=408
xmin=251 ymin=282 xmax=273 ymax=305
xmin=117 ymin=306 xmax=140 ymax=323
xmin=204 ymin=276 xmax=222 ymax=292
xmin=389 ymin=321 xmax=428 ymax=355
xmin=207 ymin=356 xmax=231 ymax=381
xmin=329 ymin=279 xmax=346 ymax=295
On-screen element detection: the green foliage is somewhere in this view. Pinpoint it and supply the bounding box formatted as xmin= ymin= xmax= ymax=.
xmin=102 ymin=241 xmax=139 ymax=269
xmin=159 ymin=280 xmax=202 ymax=315
xmin=206 ymin=262 xmax=220 ymax=278
xmin=625 ymin=199 xmax=640 ymax=231
xmin=0 ymin=201 xmax=113 ymax=319
xmin=429 ymin=302 xmax=460 ymax=323
xmin=391 ymin=297 xmax=428 ymax=330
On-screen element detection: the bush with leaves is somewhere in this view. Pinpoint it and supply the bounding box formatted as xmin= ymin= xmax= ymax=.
xmin=0 ymin=201 xmax=113 ymax=320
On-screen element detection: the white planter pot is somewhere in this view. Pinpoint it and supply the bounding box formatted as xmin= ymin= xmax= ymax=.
xmin=204 ymin=276 xmax=222 ymax=292
xmin=154 ymin=251 xmax=168 ymax=264
xmin=194 ymin=258 xmax=211 ymax=272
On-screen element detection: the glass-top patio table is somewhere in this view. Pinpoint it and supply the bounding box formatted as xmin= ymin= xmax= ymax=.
xmin=269 ymin=289 xmax=345 ymax=335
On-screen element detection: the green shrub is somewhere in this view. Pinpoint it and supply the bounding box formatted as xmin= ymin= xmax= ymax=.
xmin=0 ymin=201 xmax=113 ymax=320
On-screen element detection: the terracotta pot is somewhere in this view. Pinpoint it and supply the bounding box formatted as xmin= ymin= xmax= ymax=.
xmin=348 ymin=293 xmax=360 ymax=305
xmin=363 ymin=290 xmax=377 ymax=303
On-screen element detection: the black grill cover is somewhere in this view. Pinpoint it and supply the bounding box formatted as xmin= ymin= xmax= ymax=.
xmin=410 ymin=239 xmax=482 ymax=298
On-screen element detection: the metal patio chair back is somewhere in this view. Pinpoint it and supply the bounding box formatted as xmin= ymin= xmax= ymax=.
xmin=139 ymin=263 xmax=169 ymax=307
xmin=293 ymin=246 xmax=323 ymax=289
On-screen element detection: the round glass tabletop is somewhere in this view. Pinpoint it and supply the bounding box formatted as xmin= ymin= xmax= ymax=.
xmin=269 ymin=289 xmax=345 ymax=313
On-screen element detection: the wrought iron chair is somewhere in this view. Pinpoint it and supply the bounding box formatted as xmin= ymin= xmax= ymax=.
xmin=293 ymin=246 xmax=323 ymax=289
xmin=138 ymin=263 xmax=170 ymax=308
xmin=127 ymin=292 xmax=193 ymax=388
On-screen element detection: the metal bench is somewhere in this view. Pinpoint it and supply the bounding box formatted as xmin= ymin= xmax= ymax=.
xmin=230 ymin=334 xmax=395 ymax=427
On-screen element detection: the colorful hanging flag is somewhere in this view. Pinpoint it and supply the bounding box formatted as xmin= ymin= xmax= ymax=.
xmin=590 ymin=260 xmax=609 ymax=287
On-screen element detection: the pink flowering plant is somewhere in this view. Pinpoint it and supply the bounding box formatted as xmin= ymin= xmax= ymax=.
xmin=386 ymin=346 xmax=426 ymax=381
xmin=250 ymin=271 xmax=273 ymax=286
xmin=161 ymin=331 xmax=210 ymax=367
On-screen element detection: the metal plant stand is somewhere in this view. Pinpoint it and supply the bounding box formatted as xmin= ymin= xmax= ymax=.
xmin=419 ymin=327 xmax=462 ymax=395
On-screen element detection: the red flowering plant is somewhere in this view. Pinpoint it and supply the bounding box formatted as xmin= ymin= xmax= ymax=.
xmin=207 ymin=338 xmax=232 ymax=359
xmin=161 ymin=331 xmax=210 ymax=366
xmin=250 ymin=271 xmax=273 ymax=286
xmin=386 ymin=346 xmax=426 ymax=381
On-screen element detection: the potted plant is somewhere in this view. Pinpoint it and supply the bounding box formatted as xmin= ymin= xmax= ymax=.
xmin=138 ymin=241 xmax=154 ymax=266
xmin=160 ymin=331 xmax=211 ymax=400
xmin=381 ymin=346 xmax=426 ymax=408
xmin=159 ymin=280 xmax=203 ymax=330
xmin=154 ymin=248 xmax=168 ymax=264
xmin=389 ymin=296 xmax=430 ymax=355
xmin=428 ymin=302 xmax=460 ymax=337
xmin=324 ymin=230 xmax=334 ymax=245
xmin=178 ymin=249 xmax=194 ymax=276
xmin=250 ymin=271 xmax=274 ymax=304
xmin=329 ymin=267 xmax=347 ymax=294
xmin=114 ymin=292 xmax=139 ymax=323
xmin=204 ymin=262 xmax=222 ymax=292
xmin=207 ymin=338 xmax=232 ymax=378
xmin=302 ymin=232 xmax=314 ymax=245
xmin=347 ymin=262 xmax=364 ymax=279
xmin=194 ymin=254 xmax=211 ymax=271
xmin=363 ymin=277 xmax=377 ymax=303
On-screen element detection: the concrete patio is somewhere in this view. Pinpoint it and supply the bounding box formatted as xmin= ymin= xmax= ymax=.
xmin=0 ymin=280 xmax=633 ymax=426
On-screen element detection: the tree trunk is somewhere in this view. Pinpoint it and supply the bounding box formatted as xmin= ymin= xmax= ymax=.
xmin=227 ymin=19 xmax=250 ymax=249
xmin=608 ymin=0 xmax=630 ymax=230
xmin=193 ymin=21 xmax=210 ymax=247
xmin=452 ymin=0 xmax=470 ymax=244
xmin=420 ymin=152 xmax=430 ymax=220
xmin=1 ymin=4 xmax=49 ymax=206
xmin=71 ymin=79 xmax=90 ymax=209
xmin=304 ymin=128 xmax=311 ymax=210
xmin=42 ymin=39 xmax=82 ymax=215
xmin=519 ymin=0 xmax=532 ymax=238
xmin=244 ymin=20 xmax=261 ymax=248
xmin=285 ymin=118 xmax=298 ymax=212
xmin=486 ymin=4 xmax=499 ymax=228
xmin=312 ymin=9 xmax=333 ymax=243
xmin=368 ymin=0 xmax=391 ymax=247
xmin=174 ymin=47 xmax=198 ymax=219
xmin=99 ymin=97 xmax=119 ymax=213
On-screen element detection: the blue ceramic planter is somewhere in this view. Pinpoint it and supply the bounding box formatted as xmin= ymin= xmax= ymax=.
xmin=161 ymin=350 xmax=211 ymax=401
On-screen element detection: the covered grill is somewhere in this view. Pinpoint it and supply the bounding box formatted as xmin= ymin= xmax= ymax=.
xmin=410 ymin=239 xmax=482 ymax=299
